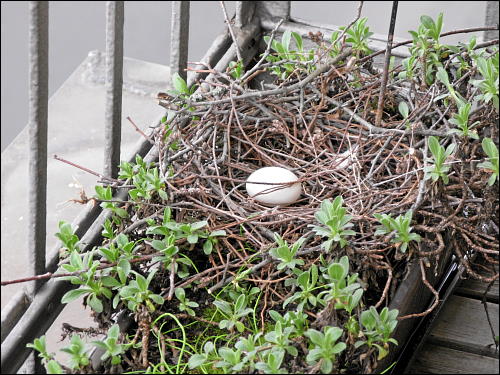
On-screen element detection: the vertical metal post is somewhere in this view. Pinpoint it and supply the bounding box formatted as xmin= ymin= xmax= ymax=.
xmin=27 ymin=3 xmax=49 ymax=372
xmin=170 ymin=1 xmax=190 ymax=82
xmin=28 ymin=1 xmax=49 ymax=295
xmin=235 ymin=1 xmax=255 ymax=28
xmin=104 ymin=1 xmax=124 ymax=179
xmin=255 ymin=1 xmax=290 ymax=23
xmin=484 ymin=1 xmax=499 ymax=41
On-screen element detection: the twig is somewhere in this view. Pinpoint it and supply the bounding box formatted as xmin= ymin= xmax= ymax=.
xmin=54 ymin=154 xmax=119 ymax=183
xmin=126 ymin=116 xmax=155 ymax=145
xmin=241 ymin=18 xmax=284 ymax=84
xmin=398 ymin=259 xmax=440 ymax=320
xmin=219 ymin=1 xmax=242 ymax=63
xmin=375 ymin=1 xmax=398 ymax=127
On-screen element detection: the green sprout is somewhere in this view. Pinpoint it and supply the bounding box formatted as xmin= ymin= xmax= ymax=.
xmin=478 ymin=137 xmax=499 ymax=185
xmin=448 ymin=102 xmax=480 ymax=139
xmin=269 ymin=233 xmax=306 ymax=271
xmin=309 ymin=196 xmax=356 ymax=251
xmin=305 ymin=326 xmax=346 ymax=373
xmin=373 ymin=210 xmax=421 ymax=253
xmin=424 ymin=136 xmax=456 ymax=184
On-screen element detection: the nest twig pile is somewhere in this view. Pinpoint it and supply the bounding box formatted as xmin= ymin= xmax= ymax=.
xmin=146 ymin=44 xmax=499 ymax=310
xmin=76 ymin=29 xmax=498 ymax=374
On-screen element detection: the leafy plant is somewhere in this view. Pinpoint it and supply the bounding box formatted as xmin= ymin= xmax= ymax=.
xmin=408 ymin=13 xmax=446 ymax=86
xmin=263 ymin=30 xmax=315 ymax=80
xmin=268 ymin=310 xmax=309 ymax=337
xmin=59 ymin=250 xmax=112 ymax=313
xmin=398 ymin=101 xmax=410 ymax=129
xmin=118 ymin=269 xmax=164 ymax=312
xmin=92 ymin=324 xmax=129 ymax=366
xmin=148 ymin=210 xmax=225 ymax=254
xmin=164 ymin=220 xmax=209 ymax=244
xmin=309 ymin=196 xmax=356 ymax=250
xmin=188 ymin=341 xmax=216 ymax=370
xmin=283 ymin=264 xmax=320 ymax=311
xmin=26 ymin=335 xmax=56 ymax=364
xmin=228 ymin=60 xmax=244 ymax=80
xmin=101 ymin=218 xmax=116 ymax=240
xmin=27 ymin=336 xmax=64 ymax=374
xmin=424 ymin=136 xmax=456 ymax=184
xmin=234 ymin=332 xmax=263 ymax=371
xmin=60 ymin=334 xmax=91 ymax=370
xmin=170 ymin=72 xmax=197 ymax=98
xmin=340 ymin=17 xmax=373 ymax=56
xmin=150 ymin=232 xmax=179 ymax=267
xmin=355 ymin=306 xmax=399 ymax=360
xmin=213 ymin=294 xmax=253 ymax=332
xmin=420 ymin=13 xmax=444 ymax=45
xmin=129 ymin=164 xmax=168 ymax=202
xmin=319 ymin=256 xmax=363 ymax=313
xmin=255 ymin=350 xmax=286 ymax=374
xmin=329 ymin=30 xmax=343 ymax=58
xmin=269 ymin=233 xmax=306 ymax=270
xmin=175 ymin=287 xmax=199 ymax=316
xmin=448 ymin=102 xmax=480 ymax=139
xmin=95 ymin=185 xmax=129 ymax=219
xmin=263 ymin=320 xmax=298 ymax=356
xmin=373 ymin=210 xmax=421 ymax=253
xmin=202 ymin=228 xmax=227 ymax=255
xmin=478 ymin=137 xmax=499 ymax=185
xmin=55 ymin=220 xmax=80 ymax=254
xmin=305 ymin=326 xmax=346 ymax=373
xmin=398 ymin=55 xmax=417 ymax=81
xmin=214 ymin=347 xmax=244 ymax=372
xmin=472 ymin=53 xmax=499 ymax=110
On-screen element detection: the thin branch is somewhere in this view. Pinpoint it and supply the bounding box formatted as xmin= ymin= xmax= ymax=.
xmin=375 ymin=1 xmax=398 ymax=127
xmin=220 ymin=1 xmax=242 ymax=62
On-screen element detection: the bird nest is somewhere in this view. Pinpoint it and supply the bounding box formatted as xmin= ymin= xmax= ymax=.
xmin=45 ymin=22 xmax=499 ymax=374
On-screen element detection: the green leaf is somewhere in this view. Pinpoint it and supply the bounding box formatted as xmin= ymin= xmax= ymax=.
xmin=101 ymin=276 xmax=121 ymax=288
xmin=175 ymin=287 xmax=185 ymax=301
xmin=88 ymin=294 xmax=103 ymax=313
xmin=398 ymin=101 xmax=409 ymax=118
xmin=188 ymin=354 xmax=207 ymax=369
xmin=203 ymin=240 xmax=213 ymax=255
xmin=281 ymin=30 xmax=291 ymax=52
xmin=428 ymin=136 xmax=441 ymax=159
xmin=420 ymin=15 xmax=435 ymax=31
xmin=61 ymin=288 xmax=89 ymax=304
xmin=135 ymin=273 xmax=148 ymax=291
xmin=305 ymin=329 xmax=323 ymax=346
xmin=149 ymin=294 xmax=165 ymax=306
xmin=172 ymin=72 xmax=188 ymax=94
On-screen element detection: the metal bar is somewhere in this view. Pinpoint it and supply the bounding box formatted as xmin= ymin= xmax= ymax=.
xmin=28 ymin=1 xmax=49 ymax=295
xmin=103 ymin=1 xmax=124 ymax=179
xmin=484 ymin=1 xmax=499 ymax=41
xmin=236 ymin=1 xmax=256 ymax=28
xmin=170 ymin=1 xmax=190 ymax=82
xmin=0 ymin=290 xmax=31 ymax=343
xmin=255 ymin=1 xmax=290 ymax=25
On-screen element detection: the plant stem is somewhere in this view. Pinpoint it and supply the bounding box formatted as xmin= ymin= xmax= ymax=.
xmin=375 ymin=1 xmax=398 ymax=127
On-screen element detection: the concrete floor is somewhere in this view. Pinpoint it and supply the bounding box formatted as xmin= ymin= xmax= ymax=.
xmin=1 ymin=51 xmax=170 ymax=359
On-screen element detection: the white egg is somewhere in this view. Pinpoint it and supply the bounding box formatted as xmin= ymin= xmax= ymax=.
xmin=245 ymin=167 xmax=302 ymax=206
